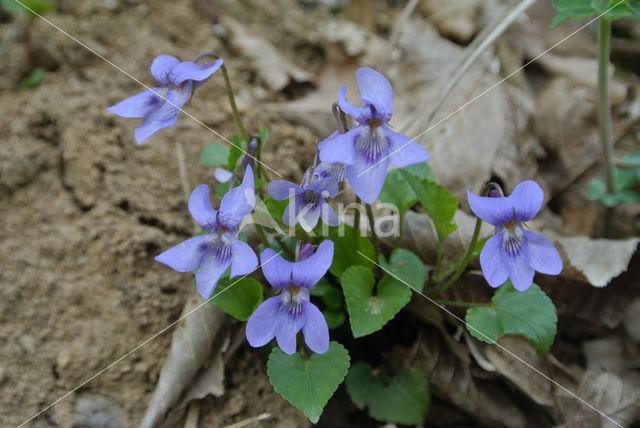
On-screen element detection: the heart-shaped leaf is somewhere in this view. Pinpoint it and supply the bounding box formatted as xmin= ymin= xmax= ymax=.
xmin=200 ymin=141 xmax=230 ymax=168
xmin=210 ymin=277 xmax=263 ymax=321
xmin=267 ymin=341 xmax=350 ymax=423
xmin=465 ymin=281 xmax=557 ymax=353
xmin=341 ymin=266 xmax=411 ymax=338
xmin=378 ymin=248 xmax=426 ymax=292
xmin=346 ymin=362 xmax=430 ymax=425
xmin=329 ymin=225 xmax=375 ymax=277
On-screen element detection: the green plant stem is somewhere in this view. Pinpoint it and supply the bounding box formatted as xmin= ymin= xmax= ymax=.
xmin=431 ymin=216 xmax=483 ymax=296
xmin=220 ymin=63 xmax=249 ymax=143
xmin=365 ymin=203 xmax=380 ymax=257
xmin=254 ymin=223 xmax=270 ymax=249
xmin=354 ymin=196 xmax=361 ymax=233
xmin=433 ymin=299 xmax=488 ymax=308
xmin=598 ymin=17 xmax=615 ymax=237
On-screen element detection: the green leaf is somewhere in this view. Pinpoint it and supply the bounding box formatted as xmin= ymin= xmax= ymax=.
xmin=210 ymin=277 xmax=263 ymax=321
xmin=614 ymin=167 xmax=640 ymax=190
xmin=323 ymin=307 xmax=346 ymax=329
xmin=228 ymin=134 xmax=247 ymax=171
xmin=465 ymin=281 xmax=557 ymax=353
xmin=20 ymin=67 xmax=45 ymax=88
xmin=378 ymin=169 xmax=418 ymax=214
xmin=550 ymin=12 xmax=570 ymax=28
xmin=621 ymin=151 xmax=640 ymax=168
xmin=341 ymin=266 xmax=411 ymax=338
xmin=378 ymin=248 xmax=426 ymax=292
xmin=328 ymin=225 xmax=375 ymax=277
xmin=552 ymin=0 xmax=597 ymax=18
xmin=378 ymin=163 xmax=433 ymax=214
xmin=215 ymin=181 xmax=230 ymax=199
xmin=258 ymin=125 xmax=269 ymax=147
xmin=591 ymin=0 xmax=640 ymax=20
xmin=346 ymin=362 xmax=430 ymax=425
xmin=1 ymin=0 xmax=52 ymax=16
xmin=200 ymin=142 xmax=230 ymax=168
xmin=588 ymin=171 xmax=640 ymax=207
xmin=264 ymin=197 xmax=289 ymax=223
xmin=398 ymin=170 xmax=458 ymax=242
xmin=267 ymin=341 xmax=350 ymax=423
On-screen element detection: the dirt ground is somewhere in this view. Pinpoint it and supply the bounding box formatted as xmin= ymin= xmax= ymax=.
xmin=0 ymin=0 xmax=324 ymax=426
xmin=2 ymin=0 xmax=640 ymax=427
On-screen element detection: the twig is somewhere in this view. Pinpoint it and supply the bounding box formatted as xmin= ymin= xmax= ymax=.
xmin=598 ymin=17 xmax=616 ymax=237
xmin=223 ymin=413 xmax=270 ymax=428
xmin=398 ymin=0 xmax=535 ymax=133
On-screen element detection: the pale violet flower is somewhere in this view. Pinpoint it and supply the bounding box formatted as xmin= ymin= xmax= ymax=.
xmin=246 ymin=241 xmax=333 ymax=355
xmin=467 ymin=180 xmax=563 ymax=291
xmin=156 ymin=166 xmax=257 ymax=299
xmin=107 ymin=54 xmax=223 ymax=144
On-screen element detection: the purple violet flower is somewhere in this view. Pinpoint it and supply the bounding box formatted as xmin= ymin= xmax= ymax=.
xmin=268 ymin=177 xmax=340 ymax=232
xmin=246 ymin=241 xmax=334 ymax=355
xmin=315 ymin=161 xmax=347 ymax=183
xmin=156 ymin=166 xmax=257 ymax=299
xmin=467 ymin=180 xmax=563 ymax=291
xmin=107 ymin=54 xmax=223 ymax=144
xmin=318 ymin=67 xmax=430 ymax=204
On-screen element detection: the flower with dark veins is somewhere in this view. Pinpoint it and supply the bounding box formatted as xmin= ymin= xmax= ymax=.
xmin=467 ymin=180 xmax=563 ymax=291
xmin=246 ymin=241 xmax=333 ymax=354
xmin=155 ymin=166 xmax=257 ymax=299
xmin=107 ymin=54 xmax=223 ymax=144
xmin=268 ymin=177 xmax=339 ymax=232
xmin=318 ymin=67 xmax=429 ymax=203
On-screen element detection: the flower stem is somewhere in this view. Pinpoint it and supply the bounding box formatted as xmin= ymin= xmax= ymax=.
xmin=354 ymin=196 xmax=361 ymax=233
xmin=431 ymin=215 xmax=483 ymax=296
xmin=220 ymin=63 xmax=249 ymax=143
xmin=598 ymin=17 xmax=615 ymax=237
xmin=366 ymin=203 xmax=380 ymax=257
xmin=192 ymin=52 xmax=249 ymax=143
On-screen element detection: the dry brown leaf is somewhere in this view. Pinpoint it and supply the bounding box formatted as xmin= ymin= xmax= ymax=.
xmin=583 ymin=336 xmax=640 ymax=375
xmin=384 ymin=210 xmax=492 ymax=265
xmin=140 ymin=297 xmax=227 ymax=428
xmin=264 ymin=63 xmax=359 ymax=137
xmin=418 ymin=0 xmax=482 ymax=43
xmin=484 ymin=336 xmax=578 ymax=408
xmin=553 ymin=235 xmax=638 ymax=287
xmin=226 ymin=18 xmax=311 ymax=92
xmin=415 ymin=328 xmax=527 ymax=427
xmin=556 ymin=371 xmax=640 ymax=427
xmin=391 ymin=18 xmax=515 ymax=203
xmin=537 ymin=54 xmax=627 ymax=104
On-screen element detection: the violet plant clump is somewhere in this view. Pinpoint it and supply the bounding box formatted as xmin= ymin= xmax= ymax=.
xmin=467 ymin=181 xmax=563 ymax=291
xmin=107 ymin=54 xmax=223 ymax=144
xmin=110 ymin=55 xmax=565 ymax=425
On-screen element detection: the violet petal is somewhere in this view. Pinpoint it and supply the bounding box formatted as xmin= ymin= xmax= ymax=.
xmin=155 ymin=235 xmax=207 ymax=273
xmin=301 ymin=300 xmax=329 ymax=354
xmin=245 ymin=296 xmax=280 ymax=347
xmin=292 ymin=240 xmax=334 ymax=288
xmin=524 ymin=231 xmax=563 ymax=275
xmin=479 ymin=234 xmax=509 ymax=288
